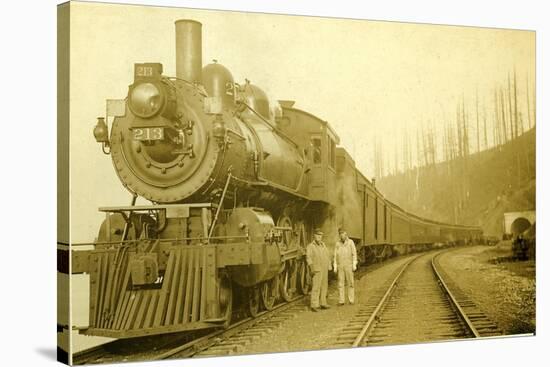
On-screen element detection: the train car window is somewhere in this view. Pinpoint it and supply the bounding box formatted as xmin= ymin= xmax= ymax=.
xmin=312 ymin=138 xmax=322 ymax=164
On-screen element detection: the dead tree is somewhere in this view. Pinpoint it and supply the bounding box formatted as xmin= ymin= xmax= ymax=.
xmin=476 ymin=90 xmax=481 ymax=153
xmin=493 ymin=88 xmax=502 ymax=147
xmin=483 ymin=103 xmax=488 ymax=150
xmin=526 ymin=74 xmax=532 ymax=130
xmin=500 ymin=88 xmax=508 ymax=143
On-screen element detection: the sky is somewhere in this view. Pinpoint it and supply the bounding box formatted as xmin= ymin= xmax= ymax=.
xmin=68 ymin=1 xmax=535 ymax=242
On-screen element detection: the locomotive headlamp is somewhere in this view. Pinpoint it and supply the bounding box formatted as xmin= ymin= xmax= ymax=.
xmin=93 ymin=117 xmax=109 ymax=144
xmin=128 ymin=82 xmax=164 ymax=118
xmin=94 ymin=117 xmax=111 ymax=155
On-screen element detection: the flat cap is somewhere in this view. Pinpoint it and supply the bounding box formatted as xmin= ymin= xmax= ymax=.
xmin=338 ymin=228 xmax=346 ymax=234
xmin=314 ymin=228 xmax=323 ymax=235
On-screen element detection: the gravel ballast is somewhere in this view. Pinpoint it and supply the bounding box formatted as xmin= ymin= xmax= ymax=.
xmin=438 ymin=245 xmax=535 ymax=334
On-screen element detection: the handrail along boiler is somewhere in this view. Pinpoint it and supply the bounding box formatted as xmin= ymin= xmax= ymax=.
xmin=71 ymin=19 xmax=482 ymax=338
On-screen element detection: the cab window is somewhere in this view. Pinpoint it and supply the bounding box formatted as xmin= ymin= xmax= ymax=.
xmin=312 ymin=138 xmax=322 ymax=164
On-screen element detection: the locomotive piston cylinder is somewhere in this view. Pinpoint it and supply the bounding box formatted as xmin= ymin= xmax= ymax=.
xmin=175 ymin=19 xmax=203 ymax=84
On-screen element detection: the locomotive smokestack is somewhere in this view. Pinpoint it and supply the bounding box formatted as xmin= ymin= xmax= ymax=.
xmin=175 ymin=19 xmax=202 ymax=83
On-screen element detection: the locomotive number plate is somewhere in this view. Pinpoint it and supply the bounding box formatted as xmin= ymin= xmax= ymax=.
xmin=133 ymin=127 xmax=164 ymax=141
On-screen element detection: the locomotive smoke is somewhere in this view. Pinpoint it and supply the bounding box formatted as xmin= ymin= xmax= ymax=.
xmin=338 ymin=167 xmax=362 ymax=233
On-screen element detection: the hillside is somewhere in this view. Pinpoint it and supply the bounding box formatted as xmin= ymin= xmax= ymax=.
xmin=377 ymin=128 xmax=536 ymax=236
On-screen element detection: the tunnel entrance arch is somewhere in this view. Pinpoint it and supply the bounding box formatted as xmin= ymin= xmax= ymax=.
xmin=503 ymin=211 xmax=535 ymax=236
xmin=510 ymin=217 xmax=531 ymax=235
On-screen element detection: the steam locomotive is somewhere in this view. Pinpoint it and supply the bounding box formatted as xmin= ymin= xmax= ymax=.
xmin=71 ymin=19 xmax=482 ymax=339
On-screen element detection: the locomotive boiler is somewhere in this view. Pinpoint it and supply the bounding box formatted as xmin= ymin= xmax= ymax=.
xmin=69 ymin=19 xmax=483 ymax=339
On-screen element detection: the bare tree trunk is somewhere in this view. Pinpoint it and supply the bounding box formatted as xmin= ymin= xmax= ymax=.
xmin=476 ymin=90 xmax=480 ymax=153
xmin=507 ymin=73 xmax=515 ymax=140
xmin=462 ymin=97 xmax=469 ymax=156
xmin=403 ymin=131 xmax=408 ymax=172
xmin=483 ymin=103 xmax=488 ymax=150
xmin=461 ymin=97 xmax=469 ymax=210
xmin=526 ymin=75 xmax=532 ymax=130
xmin=500 ymin=88 xmax=508 ymax=143
xmin=514 ymin=70 xmax=520 ymax=137
xmin=416 ymin=128 xmax=422 ymax=168
xmin=494 ymin=89 xmax=500 ymax=146
xmin=432 ymin=121 xmax=437 ymax=165
xmin=456 ymin=105 xmax=464 ymax=157
xmin=405 ymin=132 xmax=409 ymax=172
xmin=516 ymin=153 xmax=521 ymax=188
xmin=421 ymin=124 xmax=428 ymax=167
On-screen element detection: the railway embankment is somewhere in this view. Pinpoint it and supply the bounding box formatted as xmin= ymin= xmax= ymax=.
xmin=438 ymin=245 xmax=535 ymax=334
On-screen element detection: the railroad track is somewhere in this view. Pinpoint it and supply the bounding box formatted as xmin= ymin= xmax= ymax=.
xmin=73 ymin=295 xmax=307 ymax=364
xmin=156 ymin=295 xmax=307 ymax=359
xmin=71 ymin=329 xmax=202 ymax=365
xmin=75 ymin=250 xmax=497 ymax=363
xmin=334 ymin=249 xmax=501 ymax=347
xmin=72 ymin=343 xmax=110 ymax=365
xmin=158 ymin=261 xmax=375 ymax=359
xmin=73 ymin=258 xmax=382 ymax=364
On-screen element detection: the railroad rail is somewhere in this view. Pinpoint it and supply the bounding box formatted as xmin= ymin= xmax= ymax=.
xmin=157 ymin=294 xmax=307 ymax=359
xmin=431 ymin=251 xmax=502 ymax=338
xmin=72 ymin=330 xmax=201 ymax=365
xmin=334 ymin=249 xmax=501 ymax=347
xmin=72 ymin=343 xmax=111 ymax=365
xmin=162 ymin=260 xmax=380 ymax=359
xmin=73 ymin=294 xmax=307 ymax=364
xmin=73 ymin=257 xmax=383 ymax=363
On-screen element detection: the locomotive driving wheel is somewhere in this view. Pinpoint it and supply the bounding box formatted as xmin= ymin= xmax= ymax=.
xmin=279 ymin=260 xmax=298 ymax=302
xmin=277 ymin=215 xmax=295 ymax=249
xmin=260 ymin=276 xmax=279 ymax=310
xmin=297 ymin=258 xmax=311 ymax=295
xmin=248 ymin=286 xmax=261 ymax=317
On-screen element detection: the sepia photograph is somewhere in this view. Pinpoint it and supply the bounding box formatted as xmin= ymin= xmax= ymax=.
xmin=56 ymin=1 xmax=536 ymax=365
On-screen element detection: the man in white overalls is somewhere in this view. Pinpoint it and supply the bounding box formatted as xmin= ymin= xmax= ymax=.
xmin=333 ymin=228 xmax=357 ymax=305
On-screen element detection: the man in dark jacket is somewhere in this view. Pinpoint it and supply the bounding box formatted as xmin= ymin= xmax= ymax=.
xmin=306 ymin=228 xmax=332 ymax=311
